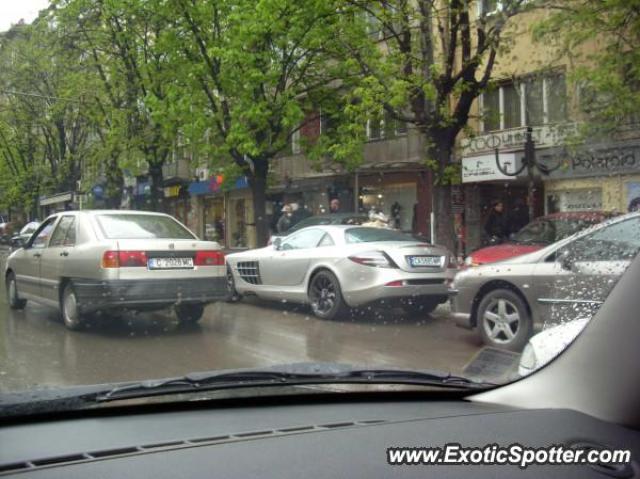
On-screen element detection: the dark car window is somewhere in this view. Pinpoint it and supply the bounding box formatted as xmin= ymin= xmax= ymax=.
xmin=96 ymin=214 xmax=195 ymax=239
xmin=345 ymin=227 xmax=417 ymax=243
xmin=281 ymin=228 xmax=326 ymax=250
xmin=49 ymin=216 xmax=75 ymax=247
xmin=570 ymin=217 xmax=640 ymax=262
xmin=513 ymin=218 xmax=598 ymax=244
xmin=30 ymin=218 xmax=57 ymax=249
xmin=287 ymin=217 xmax=332 ymax=234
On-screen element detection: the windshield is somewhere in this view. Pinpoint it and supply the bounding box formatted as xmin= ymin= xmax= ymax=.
xmin=345 ymin=227 xmax=418 ymax=243
xmin=512 ymin=217 xmax=597 ymax=244
xmin=96 ymin=214 xmax=196 ymax=240
xmin=0 ymin=0 xmax=638 ymax=417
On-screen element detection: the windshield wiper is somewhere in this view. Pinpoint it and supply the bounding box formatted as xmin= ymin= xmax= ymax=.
xmin=94 ymin=363 xmax=494 ymax=403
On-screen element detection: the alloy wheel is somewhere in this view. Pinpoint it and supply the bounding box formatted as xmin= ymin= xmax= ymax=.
xmin=310 ymin=275 xmax=337 ymax=315
xmin=482 ymin=297 xmax=521 ymax=344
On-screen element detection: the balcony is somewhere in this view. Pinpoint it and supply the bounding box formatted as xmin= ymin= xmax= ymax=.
xmin=162 ymin=158 xmax=191 ymax=182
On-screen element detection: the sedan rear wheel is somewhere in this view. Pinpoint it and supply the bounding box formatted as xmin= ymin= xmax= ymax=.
xmin=477 ymin=289 xmax=531 ymax=351
xmin=225 ymin=266 xmax=242 ymax=303
xmin=61 ymin=283 xmax=84 ymax=331
xmin=175 ymin=303 xmax=205 ymax=323
xmin=6 ymin=272 xmax=26 ymax=310
xmin=308 ymin=271 xmax=349 ymax=321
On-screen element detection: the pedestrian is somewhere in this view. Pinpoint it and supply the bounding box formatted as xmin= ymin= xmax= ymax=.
xmin=276 ymin=204 xmax=293 ymax=234
xmin=329 ymin=198 xmax=340 ymax=214
xmin=507 ymin=197 xmax=530 ymax=236
xmin=483 ymin=200 xmax=507 ymax=244
xmin=291 ymin=200 xmax=312 ymax=226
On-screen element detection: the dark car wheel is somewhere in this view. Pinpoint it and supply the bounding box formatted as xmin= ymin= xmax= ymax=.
xmin=477 ymin=288 xmax=532 ymax=351
xmin=61 ymin=283 xmax=85 ymax=331
xmin=6 ymin=272 xmax=26 ymax=310
xmin=176 ymin=303 xmax=205 ymax=323
xmin=225 ymin=266 xmax=242 ymax=303
xmin=308 ymin=270 xmax=349 ymax=321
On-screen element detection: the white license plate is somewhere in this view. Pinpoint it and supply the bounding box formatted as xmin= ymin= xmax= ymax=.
xmin=148 ymin=257 xmax=194 ymax=270
xmin=408 ymin=255 xmax=442 ymax=267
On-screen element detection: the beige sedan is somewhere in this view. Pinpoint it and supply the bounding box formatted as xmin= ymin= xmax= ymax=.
xmin=5 ymin=210 xmax=227 ymax=330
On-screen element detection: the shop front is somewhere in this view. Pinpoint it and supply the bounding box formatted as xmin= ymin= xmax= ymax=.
xmin=541 ymin=140 xmax=640 ymax=214
xmin=355 ymin=170 xmax=429 ymax=235
xmin=163 ymin=184 xmax=190 ymax=226
xmin=188 ymin=175 xmax=253 ymax=249
xmin=460 ymin=152 xmax=543 ymax=253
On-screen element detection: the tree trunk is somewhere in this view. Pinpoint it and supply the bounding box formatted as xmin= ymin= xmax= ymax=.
xmin=105 ymin=156 xmax=124 ymax=209
xmin=248 ymin=158 xmax=269 ymax=247
xmin=148 ymin=162 xmax=165 ymax=212
xmin=428 ymin=139 xmax=456 ymax=253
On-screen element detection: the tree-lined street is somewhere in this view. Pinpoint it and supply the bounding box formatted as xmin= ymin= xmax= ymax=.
xmin=0 ymin=254 xmax=481 ymax=392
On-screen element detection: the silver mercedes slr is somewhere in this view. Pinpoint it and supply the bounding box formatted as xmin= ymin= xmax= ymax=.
xmin=226 ymin=225 xmax=457 ymax=320
xmin=452 ymin=212 xmax=640 ymax=351
xmin=5 ymin=210 xmax=227 ymax=330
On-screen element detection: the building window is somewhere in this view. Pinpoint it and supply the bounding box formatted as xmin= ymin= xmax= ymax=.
xmin=524 ymin=76 xmax=544 ymax=126
xmin=546 ymin=73 xmax=567 ymax=123
xmin=481 ymin=72 xmax=567 ymax=132
xmin=367 ymin=118 xmax=382 ymax=141
xmin=482 ymin=87 xmax=500 ymax=132
xmin=503 ymin=82 xmax=522 ymax=129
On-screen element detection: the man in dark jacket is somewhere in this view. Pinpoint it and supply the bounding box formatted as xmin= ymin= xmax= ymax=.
xmin=484 ymin=200 xmax=507 ymax=243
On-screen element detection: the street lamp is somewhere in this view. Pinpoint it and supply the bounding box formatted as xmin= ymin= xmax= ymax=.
xmin=494 ymin=126 xmax=563 ymax=219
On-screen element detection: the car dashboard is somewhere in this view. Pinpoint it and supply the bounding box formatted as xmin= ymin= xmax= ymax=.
xmin=1 ymin=394 xmax=638 ymax=478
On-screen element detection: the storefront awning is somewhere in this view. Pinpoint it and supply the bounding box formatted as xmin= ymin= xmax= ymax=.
xmin=188 ymin=175 xmax=249 ymax=196
xmin=39 ymin=192 xmax=73 ymax=206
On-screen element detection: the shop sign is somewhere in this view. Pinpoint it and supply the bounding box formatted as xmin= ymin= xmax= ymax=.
xmin=547 ymin=189 xmax=602 ymax=213
xmin=544 ymin=142 xmax=640 ymax=179
xmin=164 ymin=185 xmax=181 ymax=198
xmin=461 ymin=124 xmax=576 ymax=156
xmin=462 ymin=153 xmax=521 ymax=183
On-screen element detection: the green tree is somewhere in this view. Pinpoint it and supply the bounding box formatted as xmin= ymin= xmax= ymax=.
xmin=0 ymin=17 xmax=96 ymax=216
xmin=533 ymin=0 xmax=640 ymax=136
xmin=54 ymin=0 xmax=181 ymax=211
xmin=157 ymin=0 xmax=344 ymax=245
xmin=321 ymin=0 xmax=531 ymax=250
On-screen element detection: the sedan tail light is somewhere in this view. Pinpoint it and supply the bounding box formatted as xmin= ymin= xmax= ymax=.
xmin=101 ymin=251 xmax=148 ymax=268
xmin=194 ymin=250 xmax=225 ymax=266
xmin=348 ymin=251 xmax=398 ymax=268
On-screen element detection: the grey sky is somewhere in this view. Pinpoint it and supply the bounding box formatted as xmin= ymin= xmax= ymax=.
xmin=0 ymin=0 xmax=50 ymax=33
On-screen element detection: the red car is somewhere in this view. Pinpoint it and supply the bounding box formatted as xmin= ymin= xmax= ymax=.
xmin=464 ymin=211 xmax=616 ymax=267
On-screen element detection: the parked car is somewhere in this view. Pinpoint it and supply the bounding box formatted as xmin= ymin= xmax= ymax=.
xmin=5 ymin=210 xmax=227 ymax=330
xmin=10 ymin=221 xmax=40 ymax=250
xmin=452 ymin=212 xmax=640 ymax=351
xmin=518 ymin=317 xmax=590 ymax=377
xmin=464 ymin=210 xmax=616 ymax=267
xmin=227 ymin=225 xmax=457 ymax=320
xmin=269 ymin=213 xmax=368 ymax=244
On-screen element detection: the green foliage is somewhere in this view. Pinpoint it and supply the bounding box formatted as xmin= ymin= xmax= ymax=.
xmin=534 ymin=0 xmax=640 ymax=138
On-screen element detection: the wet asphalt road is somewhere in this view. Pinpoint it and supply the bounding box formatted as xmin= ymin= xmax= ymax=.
xmin=0 ymin=253 xmax=481 ymax=392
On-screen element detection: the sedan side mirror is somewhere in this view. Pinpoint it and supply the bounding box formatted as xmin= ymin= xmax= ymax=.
xmin=273 ymin=237 xmax=282 ymax=251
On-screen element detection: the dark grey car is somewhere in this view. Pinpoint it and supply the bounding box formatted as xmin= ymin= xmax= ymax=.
xmin=451 ymin=212 xmax=640 ymax=351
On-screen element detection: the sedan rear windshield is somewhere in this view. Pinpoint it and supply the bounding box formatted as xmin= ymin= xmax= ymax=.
xmin=96 ymin=214 xmax=195 ymax=239
xmin=345 ymin=227 xmax=418 ymax=243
